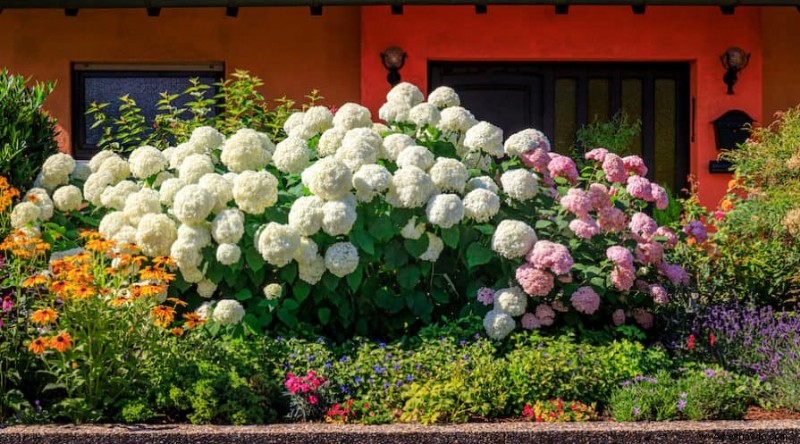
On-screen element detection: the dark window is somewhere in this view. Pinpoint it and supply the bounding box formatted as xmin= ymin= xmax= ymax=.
xmin=429 ymin=62 xmax=690 ymax=193
xmin=71 ymin=63 xmax=224 ymax=159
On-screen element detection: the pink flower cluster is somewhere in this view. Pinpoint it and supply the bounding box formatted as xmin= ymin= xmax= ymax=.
xmin=285 ymin=370 xmax=326 ymax=405
xmin=476 ymin=287 xmax=495 ymax=305
xmin=683 ymin=221 xmax=708 ymax=243
xmin=516 ymin=263 xmax=555 ymax=297
xmin=526 ymin=240 xmax=574 ymax=275
xmin=521 ymin=304 xmax=557 ymax=330
xmin=548 ymin=154 xmax=579 ymax=184
xmin=570 ymin=286 xmax=600 ymax=314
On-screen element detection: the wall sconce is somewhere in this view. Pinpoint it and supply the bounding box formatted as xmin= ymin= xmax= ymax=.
xmin=381 ymin=46 xmax=407 ymax=87
xmin=720 ymin=47 xmax=750 ymax=95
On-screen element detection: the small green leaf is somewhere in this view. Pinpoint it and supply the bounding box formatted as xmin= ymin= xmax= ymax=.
xmin=322 ymin=273 xmax=340 ymax=292
xmin=280 ymin=262 xmax=298 ymax=283
xmin=368 ymin=217 xmax=395 ymax=242
xmin=234 ymin=288 xmax=253 ymax=301
xmin=466 ymin=243 xmax=494 ymax=269
xmin=243 ymin=313 xmax=260 ymax=334
xmin=282 ymin=298 xmax=299 ymax=311
xmin=318 ymin=307 xmax=331 ymax=325
xmin=474 ymin=224 xmax=495 ymax=235
xmin=293 ymin=282 xmax=311 ymax=303
xmin=404 ymin=236 xmax=429 ymax=258
xmin=398 ymin=265 xmax=421 ymax=289
xmin=277 ymin=308 xmax=298 ymax=327
xmin=351 ymin=229 xmax=375 ymax=255
xmin=441 ymin=226 xmax=460 ymax=249
xmin=245 ymin=246 xmax=263 ymax=272
xmin=346 ymin=264 xmax=363 ymax=292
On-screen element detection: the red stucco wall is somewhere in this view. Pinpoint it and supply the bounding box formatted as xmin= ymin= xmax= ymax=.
xmin=0 ymin=7 xmax=362 ymax=153
xmin=762 ymin=7 xmax=800 ymax=121
xmin=360 ymin=5 xmax=763 ymax=208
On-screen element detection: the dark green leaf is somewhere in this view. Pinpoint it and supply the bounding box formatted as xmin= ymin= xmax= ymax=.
xmin=318 ymin=307 xmax=331 ymax=325
xmin=466 ymin=243 xmax=494 ymax=269
xmin=441 ymin=226 xmax=460 ymax=249
xmin=403 ymin=236 xmax=429 ymax=258
xmin=234 ymin=288 xmax=253 ymax=301
xmin=346 ymin=264 xmax=363 ymax=292
xmin=293 ymin=282 xmax=311 ymax=303
xmin=398 ymin=265 xmax=421 ymax=289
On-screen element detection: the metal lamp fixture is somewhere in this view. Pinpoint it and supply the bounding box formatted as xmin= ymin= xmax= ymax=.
xmin=381 ymin=46 xmax=406 ymax=87
xmin=720 ymin=47 xmax=750 ymax=95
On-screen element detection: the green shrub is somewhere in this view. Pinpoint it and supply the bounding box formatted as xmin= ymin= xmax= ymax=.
xmin=0 ymin=68 xmax=59 ymax=192
xmin=575 ymin=111 xmax=641 ymax=155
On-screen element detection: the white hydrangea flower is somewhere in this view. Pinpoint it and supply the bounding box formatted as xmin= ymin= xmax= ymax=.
xmin=88 ymin=150 xmax=118 ymax=173
xmin=292 ymin=237 xmax=319 ymax=264
xmin=494 ymin=287 xmax=527 ymax=316
xmin=99 ymin=156 xmax=130 ymax=184
xmin=396 ymin=146 xmax=435 ymax=171
xmin=289 ymin=124 xmax=316 ymax=141
xmin=220 ymin=128 xmax=274 ymax=173
xmin=500 ymin=169 xmax=539 ymax=202
xmin=122 ymin=188 xmax=161 ymax=227
xmin=161 ymin=147 xmax=176 ymax=165
xmin=41 ymin=153 xmax=76 ymax=188
xmin=504 ymin=128 xmax=550 ymax=157
xmin=233 ymin=170 xmax=279 ymax=215
xmin=100 ymin=180 xmax=140 ymax=211
xmin=491 ymin=219 xmax=537 ymax=259
xmin=129 ymin=145 xmax=167 ymax=179
xmin=98 ymin=211 xmax=131 ymax=240
xmin=178 ymin=154 xmax=214 ymax=184
xmin=159 ymin=177 xmax=187 ymax=207
xmin=324 ymin=242 xmax=359 ymax=277
xmin=211 ymin=208 xmax=244 ymax=244
xmin=385 ymin=166 xmax=436 ymax=208
xmin=71 ymin=162 xmax=92 ymax=182
xmin=153 ymin=171 xmax=174 ymax=188
xmin=135 ymin=213 xmax=177 ymax=257
xmin=52 ymin=185 xmax=83 ymax=212
xmin=429 ymin=157 xmax=469 ymax=193
xmin=263 ymin=283 xmax=283 ymax=300
xmin=408 ymin=103 xmax=441 ymax=127
xmin=333 ymin=103 xmax=373 ymax=130
xmin=288 ymin=195 xmax=324 ymax=236
xmin=173 ymin=184 xmax=214 ymax=225
xmin=256 ymin=222 xmax=301 ymax=267
xmin=352 ymin=164 xmax=392 ymax=202
xmin=466 ymin=176 xmax=499 ymax=193
xmin=212 ymin=299 xmax=245 ymax=325
xmin=222 ymin=172 xmax=237 ymax=185
xmin=178 ymin=223 xmax=212 ymax=249
xmin=483 ymin=309 xmax=516 ymax=340
xmin=283 ymin=111 xmax=306 ymax=135
xmin=386 ymin=82 xmax=424 ymax=108
xmin=379 ymin=101 xmax=410 ymax=123
xmin=112 ymin=226 xmax=137 ymax=248
xmin=197 ymin=279 xmax=217 ymax=299
xmin=321 ymin=196 xmax=358 ymax=236
xmin=189 ymin=126 xmax=225 ymax=153
xmin=343 ymin=128 xmax=382 ymax=152
xmin=10 ymin=202 xmax=40 ymax=229
xmin=317 ymin=127 xmax=346 ymax=158
xmin=299 ymin=254 xmax=326 ymax=285
xmin=83 ymin=171 xmax=114 ymax=206
xmin=24 ymin=188 xmax=54 ymax=221
xmin=303 ymin=106 xmax=335 ymax=134
xmin=381 ymin=133 xmax=415 ymax=161
xmin=180 ymin=266 xmax=205 ymax=284
xmin=464 ymin=121 xmax=504 ymax=157
xmin=171 ymin=237 xmax=204 ymax=270
xmin=198 ymin=173 xmax=233 ymax=214
xmin=334 ymin=128 xmax=381 ymax=171
xmin=216 ymin=243 xmax=242 ymax=265
xmin=437 ymin=106 xmax=478 ymax=133
xmin=419 ymin=233 xmax=445 ymax=262
xmin=169 ymin=142 xmax=205 ymax=170
xmin=372 ymin=123 xmax=390 ymax=134
xmin=427 ymin=86 xmax=461 ymax=109
xmin=401 ymin=216 xmax=426 ymax=240
xmin=196 ymin=301 xmax=214 ymax=320
xmin=301 ymin=157 xmax=352 ymax=200
xmin=425 ymin=194 xmax=464 ymax=229
xmin=463 ymin=188 xmax=500 ymax=223
xmin=273 ymin=136 xmax=311 ymax=174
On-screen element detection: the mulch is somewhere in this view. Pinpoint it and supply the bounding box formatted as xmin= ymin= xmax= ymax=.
xmin=745 ymin=406 xmax=800 ymax=421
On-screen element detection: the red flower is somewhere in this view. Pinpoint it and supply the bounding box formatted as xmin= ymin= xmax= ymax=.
xmin=522 ymin=404 xmax=534 ymax=419
xmin=688 ymin=334 xmax=696 ymax=350
xmin=709 ymin=332 xmax=716 ymax=347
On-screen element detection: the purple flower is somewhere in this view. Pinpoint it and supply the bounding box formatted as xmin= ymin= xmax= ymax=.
xmin=1 ymin=297 xmax=13 ymax=313
xmin=632 ymin=407 xmax=641 ymax=416
xmin=676 ymin=399 xmax=687 ymax=411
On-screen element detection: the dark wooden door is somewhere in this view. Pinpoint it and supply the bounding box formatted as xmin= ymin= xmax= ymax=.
xmin=429 ymin=62 xmax=690 ymax=192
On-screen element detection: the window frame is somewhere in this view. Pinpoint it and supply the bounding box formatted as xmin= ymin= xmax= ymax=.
xmin=71 ymin=62 xmax=225 ymax=159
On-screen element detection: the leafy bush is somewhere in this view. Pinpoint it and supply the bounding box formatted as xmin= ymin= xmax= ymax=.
xmin=575 ymin=111 xmax=641 ymax=155
xmin=608 ymin=367 xmax=756 ymax=421
xmin=0 ymin=68 xmax=59 ymax=192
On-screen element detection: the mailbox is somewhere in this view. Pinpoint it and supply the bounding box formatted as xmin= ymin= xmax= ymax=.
xmin=709 ymin=110 xmax=754 ymax=174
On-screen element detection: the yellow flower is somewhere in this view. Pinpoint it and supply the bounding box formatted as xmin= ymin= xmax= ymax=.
xmin=30 ymin=308 xmax=59 ymax=325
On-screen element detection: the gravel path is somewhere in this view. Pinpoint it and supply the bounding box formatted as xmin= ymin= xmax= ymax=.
xmin=4 ymin=421 xmax=800 ymax=444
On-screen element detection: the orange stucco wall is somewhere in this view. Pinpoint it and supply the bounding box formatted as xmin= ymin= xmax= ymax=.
xmin=762 ymin=7 xmax=800 ymax=122
xmin=0 ymin=7 xmax=362 ymax=152
xmin=360 ymin=5 xmax=763 ymax=208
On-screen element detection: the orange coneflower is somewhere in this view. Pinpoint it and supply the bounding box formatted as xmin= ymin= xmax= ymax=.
xmin=85 ymin=238 xmax=116 ymax=253
xmin=139 ymin=266 xmax=175 ymax=283
xmin=131 ymin=283 xmax=167 ymax=298
xmin=71 ymin=285 xmax=97 ymax=299
xmin=78 ymin=230 xmax=102 ymax=240
xmin=151 ymin=305 xmax=175 ymax=328
xmin=22 ymin=274 xmax=48 ymax=288
xmin=152 ymin=256 xmax=176 ymax=268
xmin=48 ymin=332 xmax=73 ymax=352
xmin=30 ymin=308 xmax=58 ymax=325
xmin=108 ymin=296 xmax=131 ymax=307
xmin=166 ymin=297 xmax=188 ymax=308
xmin=170 ymin=327 xmax=185 ymax=337
xmin=28 ymin=337 xmax=48 ymax=354
xmin=182 ymin=313 xmax=207 ymax=330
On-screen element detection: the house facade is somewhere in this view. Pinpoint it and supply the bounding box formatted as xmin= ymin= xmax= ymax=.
xmin=1 ymin=1 xmax=799 ymax=207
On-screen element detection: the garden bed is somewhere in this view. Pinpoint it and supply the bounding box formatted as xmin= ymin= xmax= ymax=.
xmin=4 ymin=421 xmax=800 ymax=444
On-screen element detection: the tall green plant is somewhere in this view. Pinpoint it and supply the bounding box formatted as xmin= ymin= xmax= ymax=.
xmin=576 ymin=111 xmax=641 ymax=155
xmin=0 ymin=68 xmax=59 ymax=192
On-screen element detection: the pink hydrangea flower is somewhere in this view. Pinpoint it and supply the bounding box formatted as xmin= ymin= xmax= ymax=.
xmin=607 ymin=245 xmax=634 ymax=268
xmin=626 ymin=176 xmax=654 ymax=201
xmin=521 ymin=312 xmax=542 ymax=330
xmin=632 ymin=308 xmax=654 ymax=329
xmin=649 ymin=284 xmax=669 ymax=305
xmin=629 ymin=212 xmax=658 ymax=238
xmin=659 ymin=261 xmax=690 ymax=286
xmin=588 ymin=183 xmax=611 ymax=210
xmin=634 ymin=279 xmax=649 ymax=291
xmin=611 ymin=265 xmax=636 ymax=291
xmin=653 ymin=226 xmax=678 ymax=248
xmin=650 ymin=184 xmax=669 ymax=210
xmin=551 ymin=300 xmax=569 ymax=312
xmin=558 ymin=274 xmax=573 ymax=284
xmin=548 ymin=154 xmax=579 ymax=184
xmin=526 ymin=240 xmax=574 ymax=275
xmin=623 ymin=155 xmax=648 ymax=177
xmin=560 ymin=188 xmax=592 ymax=218
xmin=612 ymin=309 xmax=626 ymax=326
xmin=597 ymin=206 xmax=627 ymax=232
xmin=515 ymin=263 xmax=555 ymax=297
xmin=535 ymin=304 xmax=556 ymax=326
xmin=585 ymin=148 xmax=609 ymax=163
xmin=540 ymin=173 xmax=556 ymax=188
xmin=570 ymin=286 xmax=601 ymax=315
xmin=569 ymin=217 xmax=601 ymax=239
xmin=602 ymin=153 xmax=627 ymax=184
xmin=476 ymin=287 xmax=495 ymax=305
xmin=683 ymin=221 xmax=708 ymax=243
xmin=521 ymin=148 xmax=551 ymax=173
xmin=635 ymin=242 xmax=664 ymax=265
